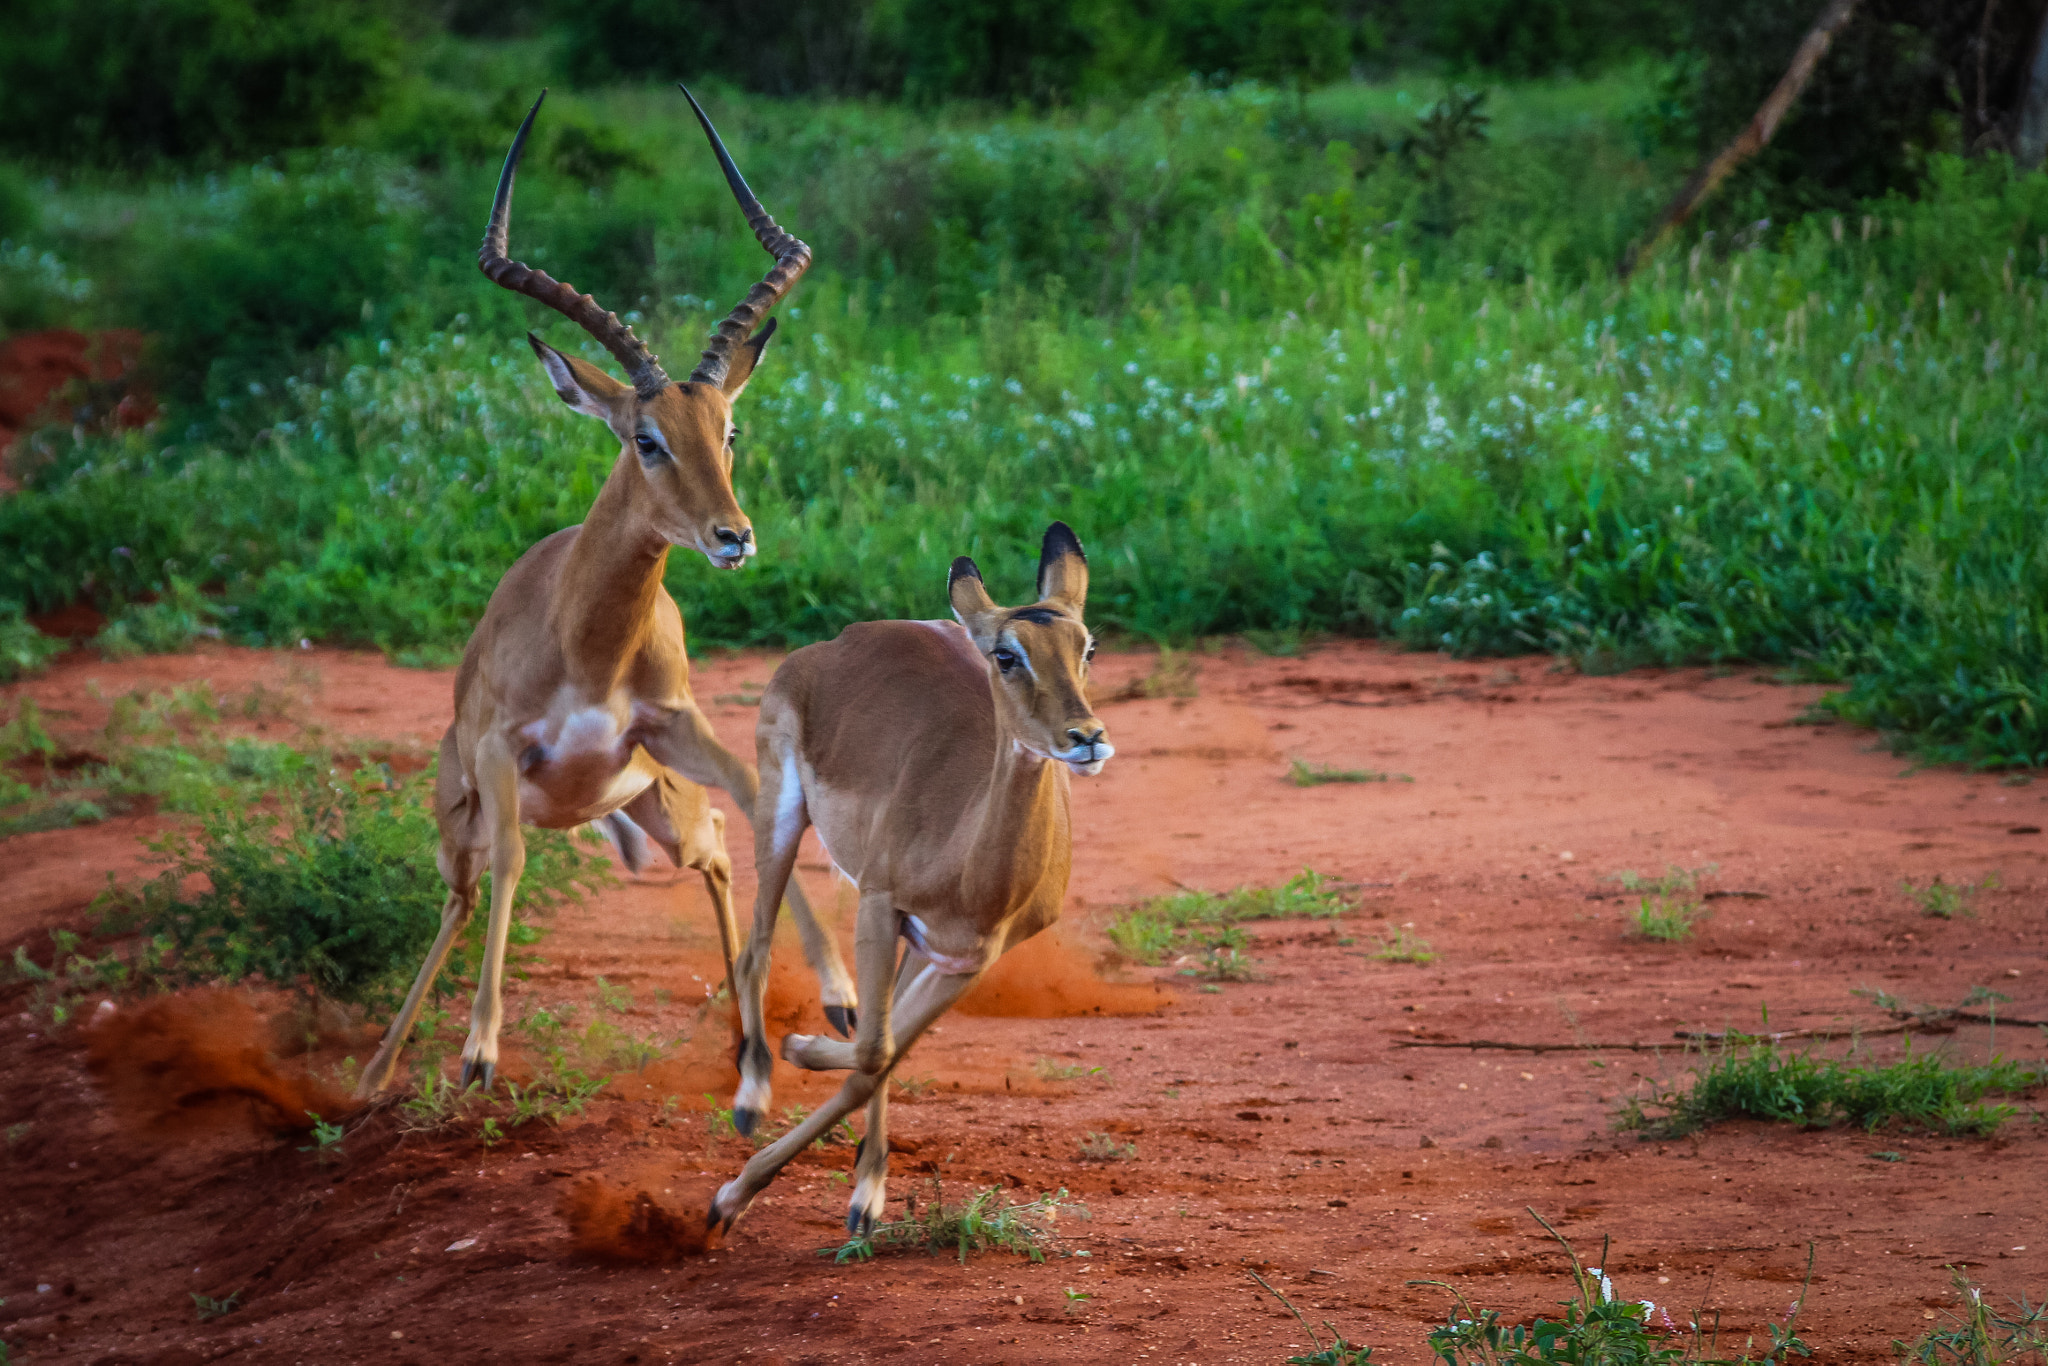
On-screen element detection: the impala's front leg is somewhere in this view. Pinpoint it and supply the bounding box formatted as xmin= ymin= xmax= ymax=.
xmin=461 ymin=736 xmax=525 ymax=1092
xmin=851 ymin=1081 xmax=891 ymax=1235
xmin=646 ymin=705 xmax=857 ymax=1032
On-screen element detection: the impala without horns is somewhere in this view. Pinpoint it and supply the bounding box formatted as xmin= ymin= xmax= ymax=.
xmin=354 ymin=87 xmax=857 ymax=1099
xmin=709 ymin=523 xmax=1113 ymax=1237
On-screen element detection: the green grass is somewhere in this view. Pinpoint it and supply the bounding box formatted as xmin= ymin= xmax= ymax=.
xmin=1369 ymin=925 xmax=1437 ymax=963
xmin=823 ymin=1181 xmax=1088 ymax=1265
xmin=1289 ymin=758 xmax=1413 ymax=785
xmin=1894 ymin=1268 xmax=2048 ymax=1366
xmin=1410 ymin=1209 xmax=1814 ymax=1365
xmin=1629 ymin=895 xmax=1710 ymax=942
xmin=1106 ymin=867 xmax=1352 ymax=964
xmin=4 ymin=73 xmax=2048 ymax=766
xmin=1618 ymin=1037 xmax=2048 ymax=1140
xmin=1901 ymin=874 xmax=1998 ymax=919
xmin=1076 ymin=1132 xmax=1137 ymax=1161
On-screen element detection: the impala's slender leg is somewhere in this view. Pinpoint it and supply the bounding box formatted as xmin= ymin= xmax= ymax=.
xmin=618 ymin=770 xmax=740 ymax=986
xmin=710 ymin=906 xmax=982 ymax=1235
xmin=459 ymin=736 xmax=525 ymax=1092
xmin=645 ymin=703 xmax=858 ymax=1034
xmin=729 ymin=738 xmax=807 ymax=1136
xmin=356 ymin=728 xmax=485 ymax=1098
xmin=847 ymin=945 xmax=925 ymax=1235
xmin=852 ymin=1079 xmax=891 ymax=1234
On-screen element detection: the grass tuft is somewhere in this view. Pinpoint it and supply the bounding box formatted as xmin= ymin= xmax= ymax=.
xmin=1901 ymin=874 xmax=1998 ymax=920
xmin=1289 ymin=759 xmax=1412 ymax=786
xmin=1106 ymin=868 xmax=1352 ymax=965
xmin=824 ymin=1180 xmax=1088 ymax=1265
xmin=1617 ymin=1037 xmax=2047 ymax=1140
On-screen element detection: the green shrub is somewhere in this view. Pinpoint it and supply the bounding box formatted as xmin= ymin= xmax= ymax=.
xmin=0 ymin=603 xmax=63 ymax=683
xmin=0 ymin=0 xmax=400 ymax=165
xmin=93 ymin=579 xmax=222 ymax=659
xmin=101 ymin=763 xmax=612 ymax=1007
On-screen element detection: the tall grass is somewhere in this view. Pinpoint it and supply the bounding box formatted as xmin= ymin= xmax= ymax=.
xmin=4 ymin=77 xmax=2047 ymax=765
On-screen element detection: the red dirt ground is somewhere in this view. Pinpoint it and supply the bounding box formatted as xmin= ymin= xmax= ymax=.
xmin=1 ymin=640 xmax=2042 ymax=1365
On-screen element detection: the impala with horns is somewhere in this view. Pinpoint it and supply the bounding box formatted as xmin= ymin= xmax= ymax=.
xmin=708 ymin=523 xmax=1113 ymax=1237
xmin=354 ymin=87 xmax=857 ymax=1100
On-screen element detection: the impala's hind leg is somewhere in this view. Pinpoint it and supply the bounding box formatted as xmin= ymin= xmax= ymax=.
xmin=618 ymin=770 xmax=740 ymax=987
xmin=357 ymin=726 xmax=485 ymax=1098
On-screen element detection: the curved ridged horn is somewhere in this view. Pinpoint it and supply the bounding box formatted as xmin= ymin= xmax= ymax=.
xmin=679 ymin=84 xmax=813 ymax=388
xmin=479 ymin=91 xmax=671 ymax=398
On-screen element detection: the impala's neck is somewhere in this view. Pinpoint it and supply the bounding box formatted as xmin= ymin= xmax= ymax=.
xmin=551 ymin=452 xmax=671 ymax=689
xmin=961 ymin=691 xmax=1068 ymax=914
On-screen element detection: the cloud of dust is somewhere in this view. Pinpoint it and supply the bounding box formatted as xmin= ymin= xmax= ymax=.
xmin=560 ymin=1170 xmax=723 ymax=1261
xmin=956 ymin=926 xmax=1168 ymax=1018
xmin=85 ymin=990 xmax=348 ymax=1134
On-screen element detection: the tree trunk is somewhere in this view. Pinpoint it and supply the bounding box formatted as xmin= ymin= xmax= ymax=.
xmin=2018 ymin=5 xmax=2048 ymax=168
xmin=1621 ymin=0 xmax=1866 ymax=279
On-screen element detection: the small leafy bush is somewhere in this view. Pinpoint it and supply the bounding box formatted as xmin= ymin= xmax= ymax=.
xmin=1630 ymin=896 xmax=1709 ymax=942
xmin=1893 ymin=1267 xmax=2048 ymax=1366
xmin=100 ymin=762 xmax=611 ymax=1007
xmin=1901 ymin=875 xmax=1998 ymax=921
xmin=1289 ymin=758 xmax=1412 ymax=786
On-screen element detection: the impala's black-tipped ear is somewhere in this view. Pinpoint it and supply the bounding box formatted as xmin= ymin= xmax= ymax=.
xmin=1036 ymin=521 xmax=1088 ymax=610
xmin=528 ymin=331 xmax=629 ymax=420
xmin=949 ymin=556 xmax=997 ymax=631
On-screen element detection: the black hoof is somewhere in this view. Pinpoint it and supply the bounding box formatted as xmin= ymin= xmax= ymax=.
xmin=733 ymin=1106 xmax=760 ymax=1138
xmin=825 ymin=1004 xmax=856 ymax=1038
xmin=460 ymin=1058 xmax=495 ymax=1093
xmin=846 ymin=1205 xmax=876 ymax=1237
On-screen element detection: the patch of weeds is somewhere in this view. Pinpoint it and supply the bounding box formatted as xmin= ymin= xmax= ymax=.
xmin=1901 ymin=875 xmax=1999 ymax=920
xmin=1077 ymin=1131 xmax=1137 ymax=1161
xmin=1062 ymin=1285 xmax=1093 ymax=1312
xmin=1631 ymin=895 xmax=1711 ymax=942
xmin=892 ymin=1073 xmax=936 ymax=1098
xmin=823 ymin=1179 xmax=1088 ymax=1265
xmin=1869 ymin=1151 xmax=1905 ymax=1163
xmin=94 ymin=579 xmax=223 ymax=659
xmin=1033 ymin=1057 xmax=1107 ymax=1083
xmin=1370 ymin=926 xmax=1437 ymax=964
xmin=0 ymin=796 xmax=106 ymax=838
xmin=9 ymin=927 xmax=160 ymax=1024
xmin=0 ymin=698 xmax=58 ymax=765
xmin=1612 ymin=863 xmax=1719 ymax=897
xmin=0 ymin=601 xmax=64 ymax=682
xmin=1893 ymin=1267 xmax=2048 ymax=1366
xmin=95 ymin=761 xmax=607 ymax=1008
xmin=396 ymin=1075 xmax=487 ymax=1134
xmin=1616 ymin=1036 xmax=2048 ymax=1140
xmin=1183 ymin=944 xmax=1261 ymax=982
xmin=190 ymin=1291 xmax=241 ymax=1322
xmin=298 ymin=1112 xmax=345 ymax=1165
xmin=503 ymin=1074 xmax=602 ymax=1128
xmin=704 ymin=1094 xmax=740 ymax=1137
xmin=1248 ymin=1269 xmax=1377 ymax=1365
xmin=1106 ymin=868 xmax=1352 ymax=964
xmin=1412 ymin=1209 xmax=1813 ymax=1365
xmin=1289 ymin=758 xmax=1411 ymax=786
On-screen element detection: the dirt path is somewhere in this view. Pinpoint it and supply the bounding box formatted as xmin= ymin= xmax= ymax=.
xmin=1 ymin=641 xmax=2042 ymax=1365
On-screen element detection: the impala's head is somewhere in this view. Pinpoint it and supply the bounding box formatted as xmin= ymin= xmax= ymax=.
xmin=479 ymin=87 xmax=810 ymax=571
xmin=949 ymin=523 xmax=1113 ymax=777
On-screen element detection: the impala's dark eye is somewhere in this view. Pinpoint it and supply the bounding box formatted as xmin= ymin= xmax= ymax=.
xmin=992 ymin=648 xmax=1021 ymax=673
xmin=1083 ymin=642 xmax=1097 ymax=663
xmin=635 ymin=433 xmax=662 ymax=459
